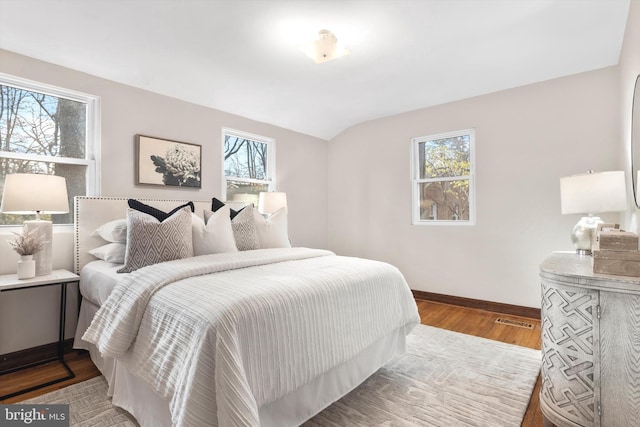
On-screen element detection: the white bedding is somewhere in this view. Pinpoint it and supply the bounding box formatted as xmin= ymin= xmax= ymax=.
xmin=82 ymin=247 xmax=420 ymax=427
xmin=79 ymin=260 xmax=122 ymax=306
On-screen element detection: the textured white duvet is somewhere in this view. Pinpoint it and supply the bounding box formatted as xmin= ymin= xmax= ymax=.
xmin=83 ymin=247 xmax=420 ymax=427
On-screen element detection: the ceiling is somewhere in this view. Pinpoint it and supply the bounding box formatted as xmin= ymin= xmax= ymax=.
xmin=0 ymin=0 xmax=631 ymax=140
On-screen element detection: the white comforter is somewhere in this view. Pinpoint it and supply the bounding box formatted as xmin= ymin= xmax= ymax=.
xmin=83 ymin=247 xmax=419 ymax=427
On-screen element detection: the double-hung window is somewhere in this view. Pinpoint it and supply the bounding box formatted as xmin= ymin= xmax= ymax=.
xmin=222 ymin=128 xmax=275 ymax=204
xmin=0 ymin=74 xmax=100 ymax=225
xmin=411 ymin=129 xmax=475 ymax=225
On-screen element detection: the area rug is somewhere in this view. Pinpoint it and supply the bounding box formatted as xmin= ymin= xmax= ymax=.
xmin=23 ymin=325 xmax=540 ymax=426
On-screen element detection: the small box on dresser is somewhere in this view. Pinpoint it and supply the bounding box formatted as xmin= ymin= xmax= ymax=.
xmin=594 ymin=230 xmax=639 ymax=251
xmin=592 ymin=249 xmax=640 ymax=276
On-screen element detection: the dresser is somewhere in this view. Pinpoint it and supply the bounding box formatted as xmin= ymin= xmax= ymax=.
xmin=540 ymin=252 xmax=640 ymax=427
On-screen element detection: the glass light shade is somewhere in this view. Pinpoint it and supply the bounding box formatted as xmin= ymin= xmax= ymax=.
xmin=560 ymin=171 xmax=627 ymax=215
xmin=258 ymin=192 xmax=287 ymax=214
xmin=301 ymin=29 xmax=350 ymax=64
xmin=1 ymin=173 xmax=69 ymax=214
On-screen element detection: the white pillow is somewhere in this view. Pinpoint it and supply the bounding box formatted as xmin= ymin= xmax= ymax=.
xmin=88 ymin=243 xmax=126 ymax=264
xmin=194 ymin=206 xmax=238 ymax=255
xmin=92 ymin=219 xmax=127 ymax=243
xmin=253 ymin=207 xmax=291 ymax=249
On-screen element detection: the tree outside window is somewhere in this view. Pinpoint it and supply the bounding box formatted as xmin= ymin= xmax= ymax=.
xmin=412 ymin=129 xmax=475 ymax=225
xmin=222 ymin=129 xmax=274 ymax=204
xmin=0 ymin=75 xmax=99 ymax=225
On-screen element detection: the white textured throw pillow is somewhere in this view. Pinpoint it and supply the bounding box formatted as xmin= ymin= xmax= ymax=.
xmin=92 ymin=219 xmax=127 ymax=243
xmin=88 ymin=243 xmax=126 ymax=264
xmin=194 ymin=206 xmax=238 ymax=255
xmin=253 ymin=207 xmax=291 ymax=248
xmin=118 ymin=207 xmax=193 ymax=273
xmin=231 ymin=205 xmax=260 ymax=251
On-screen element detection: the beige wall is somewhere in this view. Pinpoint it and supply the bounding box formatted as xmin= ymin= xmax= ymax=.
xmin=0 ymin=49 xmax=328 ymax=353
xmin=328 ymin=66 xmax=622 ymax=309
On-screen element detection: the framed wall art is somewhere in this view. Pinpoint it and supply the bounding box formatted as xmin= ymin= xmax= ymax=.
xmin=136 ymin=134 xmax=202 ymax=188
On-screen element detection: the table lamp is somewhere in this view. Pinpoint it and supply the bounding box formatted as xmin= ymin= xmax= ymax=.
xmin=1 ymin=173 xmax=69 ymax=275
xmin=560 ymin=170 xmax=627 ymax=255
xmin=258 ymin=192 xmax=287 ymax=216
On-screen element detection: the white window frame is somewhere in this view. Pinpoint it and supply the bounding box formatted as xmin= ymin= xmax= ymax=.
xmin=221 ymin=128 xmax=275 ymax=200
xmin=411 ymin=128 xmax=476 ymax=226
xmin=0 ymin=73 xmax=102 ymax=227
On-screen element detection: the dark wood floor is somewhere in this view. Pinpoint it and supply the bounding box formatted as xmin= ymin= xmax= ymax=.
xmin=1 ymin=299 xmax=543 ymax=426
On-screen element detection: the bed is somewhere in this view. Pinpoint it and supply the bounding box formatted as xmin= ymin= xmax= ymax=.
xmin=72 ymin=196 xmax=420 ymax=427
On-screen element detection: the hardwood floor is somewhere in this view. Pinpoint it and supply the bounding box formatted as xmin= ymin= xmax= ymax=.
xmin=0 ymin=350 xmax=100 ymax=404
xmin=1 ymin=299 xmax=543 ymax=426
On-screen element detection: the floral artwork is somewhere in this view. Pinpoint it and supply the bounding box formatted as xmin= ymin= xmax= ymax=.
xmin=136 ymin=135 xmax=202 ymax=188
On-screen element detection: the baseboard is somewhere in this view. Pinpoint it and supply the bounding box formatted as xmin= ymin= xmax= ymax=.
xmin=412 ymin=290 xmax=541 ymax=320
xmin=0 ymin=339 xmax=75 ymax=373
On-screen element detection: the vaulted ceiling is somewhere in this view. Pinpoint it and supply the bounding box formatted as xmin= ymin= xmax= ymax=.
xmin=0 ymin=0 xmax=630 ymax=140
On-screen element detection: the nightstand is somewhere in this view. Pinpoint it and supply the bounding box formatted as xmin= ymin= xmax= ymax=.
xmin=0 ymin=269 xmax=80 ymax=400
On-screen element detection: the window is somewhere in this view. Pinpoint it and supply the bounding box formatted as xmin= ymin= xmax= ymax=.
xmin=222 ymin=128 xmax=275 ymax=204
xmin=0 ymin=74 xmax=100 ymax=225
xmin=411 ymin=129 xmax=475 ymax=225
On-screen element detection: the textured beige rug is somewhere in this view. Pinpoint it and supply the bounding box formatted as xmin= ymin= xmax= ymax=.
xmin=23 ymin=325 xmax=540 ymax=426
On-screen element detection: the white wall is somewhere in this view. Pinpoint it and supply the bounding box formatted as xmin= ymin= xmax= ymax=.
xmin=0 ymin=49 xmax=328 ymax=354
xmin=328 ymin=66 xmax=622 ymax=309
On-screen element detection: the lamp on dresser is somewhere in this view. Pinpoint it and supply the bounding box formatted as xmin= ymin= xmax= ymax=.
xmin=560 ymin=170 xmax=627 ymax=255
xmin=0 ymin=173 xmax=69 ymax=275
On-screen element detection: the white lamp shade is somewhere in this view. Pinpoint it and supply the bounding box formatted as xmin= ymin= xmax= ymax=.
xmin=560 ymin=171 xmax=627 ymax=215
xmin=1 ymin=173 xmax=69 ymax=214
xmin=258 ymin=192 xmax=287 ymax=214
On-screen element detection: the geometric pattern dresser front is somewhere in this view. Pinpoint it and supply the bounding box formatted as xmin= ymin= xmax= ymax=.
xmin=540 ymin=278 xmax=599 ymax=427
xmin=540 ymin=252 xmax=640 ymax=427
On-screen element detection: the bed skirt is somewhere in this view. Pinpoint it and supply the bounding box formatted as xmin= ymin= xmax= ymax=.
xmin=74 ymin=299 xmax=407 ymax=427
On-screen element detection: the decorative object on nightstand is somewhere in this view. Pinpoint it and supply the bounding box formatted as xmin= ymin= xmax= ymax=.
xmin=1 ymin=173 xmax=69 ymax=276
xmin=559 ymin=170 xmax=627 ymax=255
xmin=7 ymin=227 xmax=47 ymax=279
xmin=258 ymin=192 xmax=287 ymax=216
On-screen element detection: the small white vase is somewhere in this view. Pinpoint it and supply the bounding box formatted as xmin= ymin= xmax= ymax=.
xmin=17 ymin=255 xmax=36 ymax=280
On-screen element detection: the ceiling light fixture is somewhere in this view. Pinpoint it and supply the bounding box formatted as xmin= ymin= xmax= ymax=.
xmin=301 ymin=29 xmax=350 ymax=64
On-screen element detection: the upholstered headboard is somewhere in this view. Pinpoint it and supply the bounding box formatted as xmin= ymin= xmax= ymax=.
xmin=73 ymin=197 xmax=245 ymax=274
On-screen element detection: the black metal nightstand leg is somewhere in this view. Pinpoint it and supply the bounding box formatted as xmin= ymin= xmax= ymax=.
xmin=0 ymin=281 xmax=76 ymax=401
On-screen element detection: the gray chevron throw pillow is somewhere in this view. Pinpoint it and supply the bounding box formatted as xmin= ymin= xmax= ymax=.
xmin=118 ymin=206 xmax=193 ymax=273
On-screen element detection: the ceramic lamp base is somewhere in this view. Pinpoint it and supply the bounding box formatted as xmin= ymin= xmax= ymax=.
xmin=24 ymin=219 xmax=53 ymax=276
xmin=571 ymin=215 xmax=603 ymax=255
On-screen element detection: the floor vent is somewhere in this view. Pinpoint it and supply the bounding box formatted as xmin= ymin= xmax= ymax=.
xmin=495 ymin=318 xmax=534 ymax=329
